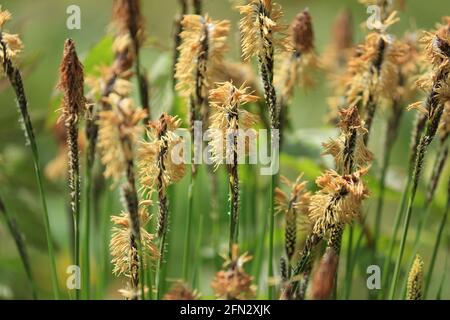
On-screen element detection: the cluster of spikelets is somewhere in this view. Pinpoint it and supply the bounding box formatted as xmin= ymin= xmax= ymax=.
xmin=97 ymin=82 xmax=147 ymax=186
xmin=275 ymin=174 xmax=311 ymax=264
xmin=175 ymin=15 xmax=230 ymax=100
xmin=208 ymin=82 xmax=259 ymax=168
xmin=0 ymin=8 xmax=23 ymax=70
xmin=211 ymin=245 xmax=256 ymax=300
xmin=110 ymin=209 xmax=159 ymax=277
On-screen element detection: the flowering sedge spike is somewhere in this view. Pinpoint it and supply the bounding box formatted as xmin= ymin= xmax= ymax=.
xmin=238 ymin=0 xmax=288 ymax=129
xmin=292 ymin=168 xmax=370 ymax=280
xmin=164 ymin=282 xmax=200 ymax=300
xmin=346 ymin=12 xmax=406 ymax=143
xmin=322 ymin=106 xmax=373 ymax=175
xmin=110 ymin=209 xmax=159 ymax=299
xmin=276 ymin=9 xmax=317 ymax=99
xmin=112 ymin=0 xmax=149 ymax=118
xmin=175 ymin=15 xmax=230 ymax=129
xmin=138 ymin=113 xmax=185 ymax=238
xmin=98 ymin=84 xmax=146 ymax=187
xmin=57 ymin=40 xmax=85 ymax=299
xmin=172 ymin=0 xmax=188 ymax=89
xmin=274 ymin=174 xmax=311 ymax=265
xmin=208 ymin=82 xmax=258 ymax=251
xmin=308 ymin=169 xmax=370 ymax=239
xmin=390 ymin=19 xmax=450 ymax=299
xmin=275 ymin=9 xmax=317 ymax=142
xmin=58 ymin=39 xmax=84 ymax=222
xmin=405 ymin=19 xmax=450 ymax=207
xmin=406 ymin=254 xmax=424 ymax=300
xmin=0 ymin=7 xmax=60 ymax=297
xmin=211 ymin=245 xmax=256 ymax=300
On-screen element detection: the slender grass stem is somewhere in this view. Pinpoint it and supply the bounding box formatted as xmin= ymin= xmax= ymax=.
xmin=82 ymin=159 xmax=92 ymax=299
xmin=268 ymin=173 xmax=275 ymax=299
xmin=182 ymin=171 xmax=195 ymax=282
xmin=380 ymin=175 xmax=410 ymax=299
xmin=424 ymin=199 xmax=449 ymax=298
xmin=156 ymin=228 xmax=167 ymax=299
xmin=374 ymin=139 xmax=391 ymax=254
xmin=344 ymin=225 xmax=353 ymax=298
xmin=0 ymin=194 xmax=38 ymax=299
xmin=0 ymin=40 xmax=60 ymax=298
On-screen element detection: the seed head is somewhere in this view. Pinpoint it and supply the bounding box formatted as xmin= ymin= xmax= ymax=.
xmin=138 ymin=114 xmax=186 ymax=194
xmin=175 ymin=15 xmax=230 ymax=99
xmin=322 ymin=106 xmax=373 ymax=174
xmin=238 ymin=0 xmax=288 ymax=61
xmin=309 ymin=168 xmax=369 ymax=237
xmin=164 ymin=282 xmax=200 ymax=300
xmin=97 ymin=82 xmax=147 ymax=186
xmin=291 ymin=9 xmax=314 ymax=55
xmin=406 ymin=254 xmax=424 ymax=300
xmin=110 ymin=209 xmax=159 ymax=277
xmin=208 ymin=82 xmax=259 ymax=168
xmin=58 ymin=39 xmax=85 ymax=126
xmin=0 ymin=8 xmax=23 ymax=70
xmin=211 ymin=245 xmax=256 ymax=300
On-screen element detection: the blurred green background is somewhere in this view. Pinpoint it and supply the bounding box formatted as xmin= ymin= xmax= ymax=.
xmin=0 ymin=0 xmax=449 ymax=299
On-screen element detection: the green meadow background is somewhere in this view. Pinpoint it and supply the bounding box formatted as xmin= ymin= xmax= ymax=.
xmin=0 ymin=0 xmax=449 ymax=299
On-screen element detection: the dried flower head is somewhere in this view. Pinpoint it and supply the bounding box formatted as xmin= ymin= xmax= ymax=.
xmin=275 ymin=9 xmax=318 ymax=96
xmin=291 ymin=9 xmax=314 ymax=55
xmin=211 ymin=245 xmax=256 ymax=300
xmin=175 ymin=15 xmax=230 ymax=99
xmin=112 ymin=0 xmax=145 ymax=46
xmin=346 ymin=30 xmax=407 ymax=108
xmin=0 ymin=8 xmax=23 ymax=70
xmin=406 ymin=254 xmax=424 ymax=300
xmin=322 ymin=106 xmax=373 ymax=174
xmin=238 ymin=0 xmax=288 ymax=61
xmin=164 ymin=282 xmax=200 ymax=300
xmin=308 ymin=168 xmax=369 ymax=237
xmin=58 ymin=39 xmax=85 ymax=126
xmin=275 ymin=174 xmax=311 ymax=262
xmin=138 ymin=113 xmax=186 ymax=194
xmin=97 ymin=86 xmax=147 ymax=186
xmin=110 ymin=209 xmax=159 ymax=277
xmin=410 ymin=19 xmax=450 ymax=116
xmin=208 ymin=82 xmax=259 ymax=168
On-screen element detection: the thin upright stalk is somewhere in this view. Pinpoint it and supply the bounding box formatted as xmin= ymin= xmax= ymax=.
xmin=268 ymin=174 xmax=276 ymax=299
xmin=182 ymin=172 xmax=195 ymax=282
xmin=380 ymin=175 xmax=410 ymax=299
xmin=0 ymin=194 xmax=38 ymax=299
xmin=1 ymin=35 xmax=60 ymax=298
xmin=82 ymin=158 xmax=92 ymax=299
xmin=424 ymin=198 xmax=449 ymax=298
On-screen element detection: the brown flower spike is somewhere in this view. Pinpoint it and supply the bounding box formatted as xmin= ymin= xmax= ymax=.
xmin=175 ymin=15 xmax=230 ymax=127
xmin=211 ymin=245 xmax=256 ymax=300
xmin=138 ymin=113 xmax=186 ymax=238
xmin=110 ymin=209 xmax=159 ymax=285
xmin=274 ymin=174 xmax=311 ymax=264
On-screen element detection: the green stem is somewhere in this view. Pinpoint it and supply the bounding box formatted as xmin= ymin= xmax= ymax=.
xmin=380 ymin=175 xmax=410 ymax=299
xmin=82 ymin=160 xmax=92 ymax=299
xmin=344 ymin=225 xmax=353 ymax=298
xmin=268 ymin=173 xmax=276 ymax=299
xmin=1 ymin=50 xmax=60 ymax=298
xmin=156 ymin=229 xmax=167 ymax=300
xmin=182 ymin=171 xmax=195 ymax=282
xmin=0 ymin=193 xmax=38 ymax=299
xmin=374 ymin=141 xmax=391 ymax=255
xmin=424 ymin=200 xmax=449 ymax=298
